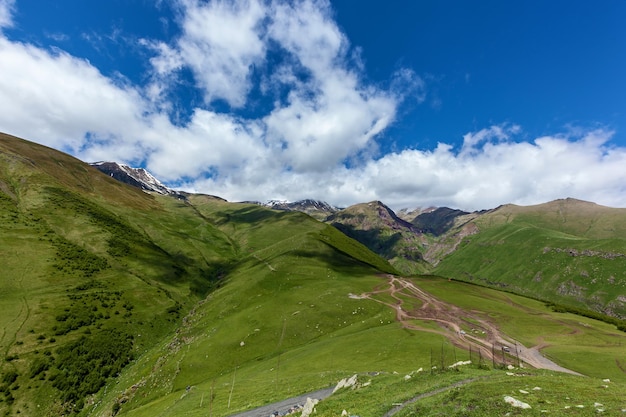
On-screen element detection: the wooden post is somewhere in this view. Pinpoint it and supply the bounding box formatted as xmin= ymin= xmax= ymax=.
xmin=228 ymin=366 xmax=237 ymax=409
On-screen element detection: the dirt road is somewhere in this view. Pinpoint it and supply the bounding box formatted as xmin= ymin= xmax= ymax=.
xmin=352 ymin=275 xmax=581 ymax=375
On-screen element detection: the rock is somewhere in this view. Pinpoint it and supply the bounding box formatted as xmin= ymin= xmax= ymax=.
xmin=448 ymin=360 xmax=472 ymax=368
xmin=333 ymin=374 xmax=358 ymax=393
xmin=504 ymin=396 xmax=531 ymax=409
xmin=301 ymin=398 xmax=319 ymax=417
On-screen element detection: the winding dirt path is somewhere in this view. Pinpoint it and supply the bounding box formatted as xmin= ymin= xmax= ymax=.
xmin=352 ymin=275 xmax=581 ymax=375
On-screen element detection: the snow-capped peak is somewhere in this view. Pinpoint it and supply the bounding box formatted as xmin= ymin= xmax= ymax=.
xmin=90 ymin=161 xmax=179 ymax=196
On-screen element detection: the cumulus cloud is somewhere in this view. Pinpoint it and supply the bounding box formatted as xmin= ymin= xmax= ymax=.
xmin=261 ymin=0 xmax=400 ymax=172
xmin=170 ymin=125 xmax=626 ymax=212
xmin=0 ymin=37 xmax=146 ymax=159
xmin=173 ymin=0 xmax=266 ymax=108
xmin=352 ymin=127 xmax=626 ymax=211
xmin=1 ymin=0 xmax=625 ymax=212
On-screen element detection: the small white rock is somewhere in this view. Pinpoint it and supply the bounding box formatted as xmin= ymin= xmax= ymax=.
xmin=504 ymin=396 xmax=531 ymax=409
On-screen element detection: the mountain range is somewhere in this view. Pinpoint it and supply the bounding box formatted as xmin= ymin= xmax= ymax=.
xmin=1 ymin=132 xmax=625 ymax=417
xmin=96 ymin=159 xmax=626 ymax=321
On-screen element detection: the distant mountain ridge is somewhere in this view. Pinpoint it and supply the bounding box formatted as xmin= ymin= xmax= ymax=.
xmin=90 ymin=161 xmax=182 ymax=197
xmin=246 ymin=199 xmax=341 ymax=220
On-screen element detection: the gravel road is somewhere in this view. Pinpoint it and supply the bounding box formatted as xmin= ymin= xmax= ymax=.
xmin=225 ymin=387 xmax=335 ymax=417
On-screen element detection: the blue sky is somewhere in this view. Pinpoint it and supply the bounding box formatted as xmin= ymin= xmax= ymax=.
xmin=1 ymin=0 xmax=625 ymax=210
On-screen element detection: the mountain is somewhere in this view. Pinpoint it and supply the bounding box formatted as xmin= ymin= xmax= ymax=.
xmin=433 ymin=199 xmax=626 ymax=318
xmin=259 ymin=199 xmax=340 ymax=220
xmin=324 ymin=198 xmax=626 ymax=320
xmin=89 ymin=161 xmax=182 ymax=197
xmin=88 ymin=156 xmax=626 ymax=320
xmin=2 ymin=132 xmax=626 ymax=417
xmin=326 ymin=201 xmax=430 ymax=274
xmin=410 ymin=206 xmax=471 ymax=236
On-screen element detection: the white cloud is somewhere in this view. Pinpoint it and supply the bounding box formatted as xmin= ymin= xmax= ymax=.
xmin=174 ymin=0 xmax=266 ymax=108
xmin=347 ymin=126 xmax=626 ymax=211
xmin=171 ymin=125 xmax=626 ymax=212
xmin=0 ymin=37 xmax=146 ymax=158
xmin=268 ymin=0 xmax=344 ymax=77
xmin=0 ymin=0 xmax=15 ymax=29
xmin=262 ymin=0 xmax=401 ymax=172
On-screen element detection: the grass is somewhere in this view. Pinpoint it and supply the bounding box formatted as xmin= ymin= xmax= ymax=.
xmin=416 ymin=276 xmax=626 ymax=381
xmin=2 ymin=134 xmax=626 ymax=417
xmin=311 ymin=368 xmax=626 ymax=417
xmin=433 ymin=219 xmax=626 ymax=318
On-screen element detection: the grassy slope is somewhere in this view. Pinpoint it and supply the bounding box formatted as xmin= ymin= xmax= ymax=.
xmin=86 ymin=198 xmax=426 ymax=417
xmin=2 ymin=134 xmax=625 ymax=416
xmin=0 ymin=134 xmax=399 ymax=416
xmin=92 ymin=272 xmax=626 ymax=416
xmin=433 ymin=200 xmax=626 ymax=318
xmin=316 ymin=368 xmax=626 ymax=416
xmin=0 ymin=134 xmax=237 ymax=415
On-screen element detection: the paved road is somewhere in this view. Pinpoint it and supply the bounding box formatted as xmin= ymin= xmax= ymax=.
xmin=225 ymin=387 xmax=334 ymax=417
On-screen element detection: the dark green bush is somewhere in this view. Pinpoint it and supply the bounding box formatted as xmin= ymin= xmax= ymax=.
xmin=51 ymin=329 xmax=133 ymax=411
xmin=2 ymin=371 xmax=18 ymax=385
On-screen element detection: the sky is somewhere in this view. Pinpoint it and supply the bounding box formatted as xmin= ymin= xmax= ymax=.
xmin=0 ymin=0 xmax=625 ymax=211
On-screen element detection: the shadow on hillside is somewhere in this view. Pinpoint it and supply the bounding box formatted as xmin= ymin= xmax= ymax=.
xmin=289 ymin=237 xmax=388 ymax=275
xmin=412 ymin=208 xmax=468 ymax=236
xmin=330 ymin=223 xmax=402 ymax=258
xmin=215 ymin=206 xmax=289 ymax=225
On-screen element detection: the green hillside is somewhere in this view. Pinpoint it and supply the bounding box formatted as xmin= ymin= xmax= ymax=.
xmin=433 ymin=200 xmax=626 ymax=319
xmin=0 ymin=133 xmax=396 ymax=416
xmin=1 ymin=133 xmax=625 ymax=417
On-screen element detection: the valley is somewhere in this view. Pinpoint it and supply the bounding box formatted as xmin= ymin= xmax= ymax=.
xmin=0 ymin=133 xmax=625 ymax=416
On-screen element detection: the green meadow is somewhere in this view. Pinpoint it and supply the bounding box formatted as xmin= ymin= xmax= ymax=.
xmin=1 ymin=134 xmax=626 ymax=417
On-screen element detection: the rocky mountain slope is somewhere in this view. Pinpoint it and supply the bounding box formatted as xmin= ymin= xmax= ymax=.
xmin=90 ymin=161 xmax=182 ymax=197
xmin=326 ymin=201 xmax=429 ymax=274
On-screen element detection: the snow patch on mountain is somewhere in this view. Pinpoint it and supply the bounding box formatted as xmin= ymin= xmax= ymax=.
xmin=90 ymin=161 xmax=181 ymax=197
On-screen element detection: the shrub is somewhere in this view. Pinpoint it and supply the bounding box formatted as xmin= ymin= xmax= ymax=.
xmin=2 ymin=371 xmax=18 ymax=385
